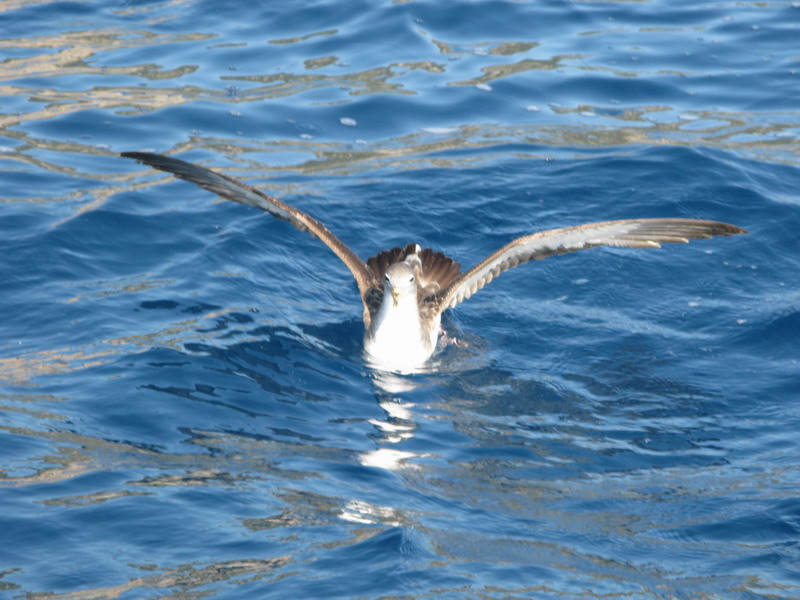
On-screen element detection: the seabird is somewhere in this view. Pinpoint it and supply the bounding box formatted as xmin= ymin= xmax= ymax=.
xmin=121 ymin=152 xmax=746 ymax=372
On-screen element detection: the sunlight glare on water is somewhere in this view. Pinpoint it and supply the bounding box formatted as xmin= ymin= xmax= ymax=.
xmin=0 ymin=0 xmax=799 ymax=598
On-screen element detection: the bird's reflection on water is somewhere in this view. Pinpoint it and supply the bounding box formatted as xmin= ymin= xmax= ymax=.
xmin=361 ymin=370 xmax=426 ymax=470
xmin=360 ymin=330 xmax=491 ymax=470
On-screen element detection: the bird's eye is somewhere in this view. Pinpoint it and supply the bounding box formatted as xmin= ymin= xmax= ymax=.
xmin=409 ymin=276 xmax=415 ymax=282
xmin=384 ymin=275 xmax=390 ymax=282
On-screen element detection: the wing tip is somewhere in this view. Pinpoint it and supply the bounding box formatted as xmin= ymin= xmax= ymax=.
xmin=728 ymin=225 xmax=748 ymax=236
xmin=120 ymin=151 xmax=177 ymax=172
xmin=121 ymin=151 xmax=155 ymax=162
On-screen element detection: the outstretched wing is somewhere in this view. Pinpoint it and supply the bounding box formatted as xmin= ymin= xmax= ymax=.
xmin=434 ymin=218 xmax=747 ymax=311
xmin=121 ymin=152 xmax=377 ymax=308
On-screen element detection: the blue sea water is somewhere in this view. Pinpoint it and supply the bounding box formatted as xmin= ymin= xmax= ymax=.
xmin=1 ymin=0 xmax=799 ymax=598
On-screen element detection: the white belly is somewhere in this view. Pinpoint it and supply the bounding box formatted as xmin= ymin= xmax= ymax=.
xmin=364 ymin=300 xmax=439 ymax=372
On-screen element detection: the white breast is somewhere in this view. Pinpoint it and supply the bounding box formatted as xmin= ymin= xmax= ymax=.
xmin=363 ymin=296 xmax=439 ymax=372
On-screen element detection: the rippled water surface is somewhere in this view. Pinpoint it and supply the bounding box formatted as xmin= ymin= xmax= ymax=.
xmin=1 ymin=1 xmax=799 ymax=598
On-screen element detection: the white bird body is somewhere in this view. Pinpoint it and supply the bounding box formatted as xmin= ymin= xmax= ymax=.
xmin=364 ymin=259 xmax=442 ymax=371
xmin=364 ymin=295 xmax=440 ymax=370
xmin=122 ymin=152 xmax=747 ymax=373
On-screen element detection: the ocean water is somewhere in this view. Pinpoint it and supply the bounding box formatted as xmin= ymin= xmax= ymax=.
xmin=1 ymin=0 xmax=799 ymax=598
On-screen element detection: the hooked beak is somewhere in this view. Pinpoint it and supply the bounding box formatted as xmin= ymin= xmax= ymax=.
xmin=391 ymin=289 xmax=401 ymax=307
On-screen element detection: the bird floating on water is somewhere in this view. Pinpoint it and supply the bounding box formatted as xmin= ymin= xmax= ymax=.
xmin=122 ymin=152 xmax=746 ymax=372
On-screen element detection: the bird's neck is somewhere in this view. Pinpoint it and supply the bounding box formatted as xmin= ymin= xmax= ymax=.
xmin=373 ymin=293 xmax=423 ymax=339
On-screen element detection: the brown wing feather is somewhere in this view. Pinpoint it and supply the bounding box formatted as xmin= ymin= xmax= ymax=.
xmin=417 ymin=248 xmax=461 ymax=298
xmin=434 ymin=218 xmax=747 ymax=312
xmin=121 ymin=152 xmax=378 ymax=319
xmin=365 ymin=244 xmax=417 ymax=282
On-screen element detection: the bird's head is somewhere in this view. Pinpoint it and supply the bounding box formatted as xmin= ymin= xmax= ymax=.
xmin=383 ymin=262 xmax=418 ymax=307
